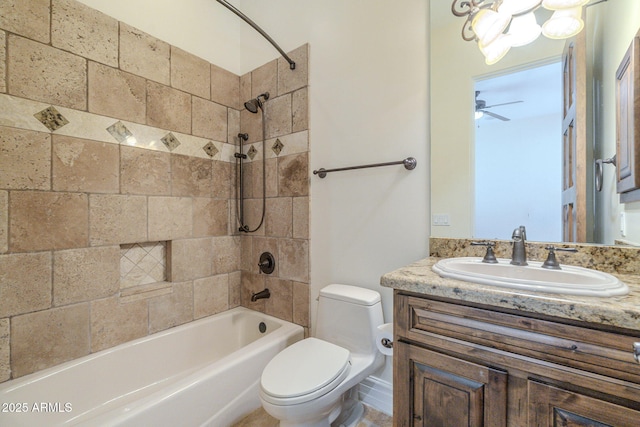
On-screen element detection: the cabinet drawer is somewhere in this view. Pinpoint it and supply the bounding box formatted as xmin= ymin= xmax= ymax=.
xmin=398 ymin=294 xmax=640 ymax=384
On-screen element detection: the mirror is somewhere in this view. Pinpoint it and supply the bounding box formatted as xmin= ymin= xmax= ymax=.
xmin=430 ymin=0 xmax=640 ymax=244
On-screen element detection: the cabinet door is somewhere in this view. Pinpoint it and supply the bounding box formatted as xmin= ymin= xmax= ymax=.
xmin=395 ymin=341 xmax=507 ymax=427
xmin=528 ymin=380 xmax=640 ymax=427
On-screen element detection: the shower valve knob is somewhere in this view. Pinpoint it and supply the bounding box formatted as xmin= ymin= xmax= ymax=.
xmin=258 ymin=252 xmax=275 ymax=274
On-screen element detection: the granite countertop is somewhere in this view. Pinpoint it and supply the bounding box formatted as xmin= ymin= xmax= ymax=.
xmin=381 ymin=257 xmax=640 ymax=332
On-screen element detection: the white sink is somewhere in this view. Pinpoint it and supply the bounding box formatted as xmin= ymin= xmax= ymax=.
xmin=432 ymin=257 xmax=629 ymax=297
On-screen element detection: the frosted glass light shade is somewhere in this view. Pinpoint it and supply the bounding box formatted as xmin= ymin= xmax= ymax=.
xmin=472 ymin=9 xmax=511 ymax=47
xmin=542 ymin=7 xmax=584 ymax=39
xmin=542 ymin=0 xmax=589 ymax=10
xmin=479 ymin=34 xmax=512 ymax=65
xmin=508 ymin=12 xmax=542 ymax=47
xmin=499 ymin=0 xmax=541 ymax=15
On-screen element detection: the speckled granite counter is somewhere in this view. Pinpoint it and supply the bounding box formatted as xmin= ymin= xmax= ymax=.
xmin=381 ymin=257 xmax=640 ymax=332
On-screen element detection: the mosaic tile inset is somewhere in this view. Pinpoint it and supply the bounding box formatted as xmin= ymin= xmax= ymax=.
xmin=120 ymin=242 xmax=167 ymax=289
xmin=272 ymin=138 xmax=284 ymax=155
xmin=34 ymin=106 xmax=69 ymax=131
xmin=247 ymin=145 xmax=258 ymax=160
xmin=161 ymin=132 xmax=181 ymax=151
xmin=203 ymin=141 xmax=218 ymax=158
xmin=107 ymin=121 xmax=134 ymax=144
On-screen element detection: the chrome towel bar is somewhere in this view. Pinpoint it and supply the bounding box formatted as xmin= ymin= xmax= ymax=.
xmin=313 ymin=157 xmax=417 ymax=178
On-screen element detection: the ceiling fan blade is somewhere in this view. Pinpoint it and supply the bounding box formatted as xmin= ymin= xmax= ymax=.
xmin=483 ymin=100 xmax=523 ymax=109
xmin=482 ymin=110 xmax=510 ymax=121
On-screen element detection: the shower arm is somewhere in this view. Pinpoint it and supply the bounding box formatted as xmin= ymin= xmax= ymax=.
xmin=215 ymin=0 xmax=296 ymax=70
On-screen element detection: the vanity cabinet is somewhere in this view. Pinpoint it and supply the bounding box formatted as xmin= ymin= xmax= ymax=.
xmin=394 ymin=291 xmax=640 ymax=427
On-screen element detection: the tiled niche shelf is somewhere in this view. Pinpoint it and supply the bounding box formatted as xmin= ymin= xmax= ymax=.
xmin=119 ymin=241 xmax=172 ymax=302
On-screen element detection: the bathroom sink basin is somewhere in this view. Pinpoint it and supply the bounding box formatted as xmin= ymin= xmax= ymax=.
xmin=432 ymin=257 xmax=629 ymax=297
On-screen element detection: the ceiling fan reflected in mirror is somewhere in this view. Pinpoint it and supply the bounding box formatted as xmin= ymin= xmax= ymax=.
xmin=475 ymin=90 xmax=523 ymax=121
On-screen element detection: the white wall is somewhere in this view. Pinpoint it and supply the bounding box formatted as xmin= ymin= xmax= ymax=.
xmin=77 ymin=0 xmax=430 ymax=386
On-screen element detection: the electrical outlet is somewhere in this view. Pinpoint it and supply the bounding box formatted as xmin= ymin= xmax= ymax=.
xmin=432 ymin=214 xmax=450 ymax=226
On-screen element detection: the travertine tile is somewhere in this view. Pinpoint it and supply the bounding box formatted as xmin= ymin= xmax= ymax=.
xmin=0 ymin=318 xmax=8 ymax=382
xmin=194 ymin=275 xmax=229 ymax=319
xmin=51 ymin=0 xmax=118 ymax=66
xmin=193 ymin=198 xmax=229 ymax=237
xmin=53 ymin=246 xmax=120 ymax=306
xmin=278 ymin=153 xmax=309 ymax=196
xmin=278 ymin=239 xmax=309 ymax=282
xmin=88 ymin=62 xmax=146 ymax=124
xmin=0 ymin=126 xmax=50 ymax=190
xmin=228 ymin=108 xmax=240 ymax=144
xmin=119 ymin=23 xmax=170 ymax=85
xmin=52 ymin=135 xmax=119 ymax=193
xmin=90 ymin=296 xmax=148 ymax=352
xmin=171 ymin=154 xmax=212 ymax=197
xmin=240 ymin=198 xmax=265 ymax=237
xmin=292 ymin=281 xmax=309 ymax=327
xmin=292 ymin=87 xmax=309 ymax=132
xmin=265 ymin=277 xmax=293 ymax=322
xmin=169 ymin=237 xmax=213 ymax=281
xmin=148 ymin=281 xmax=193 ymax=334
xmin=212 ymin=160 xmax=232 ymax=199
xmin=292 ymin=196 xmax=309 ymax=239
xmin=0 ymin=252 xmax=51 ymax=318
xmin=251 ymin=60 xmax=277 ymax=100
xmin=212 ymin=236 xmax=241 ymax=274
xmin=10 ymin=191 xmax=88 ymax=251
xmin=120 ymin=145 xmax=171 ymax=195
xmin=241 ymin=107 xmax=264 ymax=144
xmin=0 ymin=31 xmax=6 ymax=93
xmin=89 ymin=194 xmax=147 ymax=246
xmin=0 ymin=0 xmax=50 ymax=43
xmin=8 ymin=35 xmax=86 ymax=110
xmin=211 ymin=64 xmax=240 ymax=109
xmin=265 ymin=94 xmax=292 ymax=139
xmin=266 ymin=197 xmax=292 ymax=237
xmin=11 ymin=303 xmax=90 ymax=378
xmin=0 ymin=191 xmax=6 ymax=253
xmin=146 ymin=81 xmax=191 ymax=134
xmin=171 ymin=47 xmax=210 ymax=99
xmin=192 ymin=97 xmax=227 ymax=141
xmin=266 ymin=158 xmax=279 ymax=197
xmin=148 ymin=196 xmax=193 ymax=241
xmin=229 ymin=271 xmax=241 ymax=308
xmin=278 ymin=44 xmax=309 ymax=95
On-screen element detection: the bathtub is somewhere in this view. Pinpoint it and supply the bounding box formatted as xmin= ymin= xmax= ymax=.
xmin=0 ymin=307 xmax=303 ymax=427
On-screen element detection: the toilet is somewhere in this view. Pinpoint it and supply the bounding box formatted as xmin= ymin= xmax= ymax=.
xmin=259 ymin=284 xmax=385 ymax=427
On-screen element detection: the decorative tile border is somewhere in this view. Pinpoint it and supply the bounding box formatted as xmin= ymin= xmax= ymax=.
xmin=0 ymin=94 xmax=236 ymax=162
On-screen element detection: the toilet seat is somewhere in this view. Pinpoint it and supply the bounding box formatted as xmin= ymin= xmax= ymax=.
xmin=260 ymin=338 xmax=351 ymax=405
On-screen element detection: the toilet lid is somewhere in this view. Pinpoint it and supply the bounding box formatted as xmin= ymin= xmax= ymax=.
xmin=261 ymin=338 xmax=350 ymax=399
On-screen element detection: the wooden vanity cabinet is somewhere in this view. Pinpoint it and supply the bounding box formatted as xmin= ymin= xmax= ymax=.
xmin=394 ymin=291 xmax=640 ymax=427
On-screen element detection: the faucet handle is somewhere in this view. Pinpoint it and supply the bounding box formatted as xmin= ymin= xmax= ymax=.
xmin=542 ymin=246 xmax=578 ymax=269
xmin=471 ymin=241 xmax=498 ymax=263
xmin=512 ymin=225 xmax=527 ymax=241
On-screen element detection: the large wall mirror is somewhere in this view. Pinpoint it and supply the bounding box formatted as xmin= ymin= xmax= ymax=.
xmin=430 ymin=0 xmax=640 ymax=244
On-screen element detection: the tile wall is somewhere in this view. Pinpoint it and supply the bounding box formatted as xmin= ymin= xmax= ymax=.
xmin=0 ymin=0 xmax=310 ymax=383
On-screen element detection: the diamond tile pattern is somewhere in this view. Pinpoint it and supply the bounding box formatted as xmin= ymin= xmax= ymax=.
xmin=161 ymin=132 xmax=181 ymax=151
xmin=107 ymin=121 xmax=134 ymax=144
xmin=203 ymin=141 xmax=218 ymax=158
xmin=247 ymin=145 xmax=258 ymax=160
xmin=272 ymin=138 xmax=284 ymax=155
xmin=120 ymin=242 xmax=166 ymax=288
xmin=34 ymin=106 xmax=69 ymax=131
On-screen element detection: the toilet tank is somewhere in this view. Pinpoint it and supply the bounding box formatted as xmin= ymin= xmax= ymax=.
xmin=315 ymin=284 xmax=384 ymax=355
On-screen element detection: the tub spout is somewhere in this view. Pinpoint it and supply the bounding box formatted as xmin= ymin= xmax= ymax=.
xmin=251 ymin=288 xmax=270 ymax=302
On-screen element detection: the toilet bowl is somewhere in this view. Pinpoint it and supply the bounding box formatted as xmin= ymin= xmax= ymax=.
xmin=259 ymin=284 xmax=385 ymax=427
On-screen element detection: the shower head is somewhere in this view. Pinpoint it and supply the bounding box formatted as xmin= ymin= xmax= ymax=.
xmin=244 ymin=92 xmax=269 ymax=113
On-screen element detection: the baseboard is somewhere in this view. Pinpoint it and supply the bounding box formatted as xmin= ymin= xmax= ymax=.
xmin=357 ymin=375 xmax=393 ymax=416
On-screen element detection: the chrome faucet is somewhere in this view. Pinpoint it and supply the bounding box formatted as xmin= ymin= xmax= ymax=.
xmin=510 ymin=225 xmax=528 ymax=266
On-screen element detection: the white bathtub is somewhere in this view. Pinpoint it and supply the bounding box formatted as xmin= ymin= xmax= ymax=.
xmin=0 ymin=307 xmax=303 ymax=427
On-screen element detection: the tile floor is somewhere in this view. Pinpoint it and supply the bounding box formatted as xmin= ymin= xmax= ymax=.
xmin=232 ymin=404 xmax=393 ymax=427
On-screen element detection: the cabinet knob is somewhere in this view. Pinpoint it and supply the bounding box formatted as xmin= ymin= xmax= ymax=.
xmin=634 ymin=342 xmax=640 ymax=363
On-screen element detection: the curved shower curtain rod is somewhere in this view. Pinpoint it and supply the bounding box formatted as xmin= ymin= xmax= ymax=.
xmin=215 ymin=0 xmax=296 ymax=70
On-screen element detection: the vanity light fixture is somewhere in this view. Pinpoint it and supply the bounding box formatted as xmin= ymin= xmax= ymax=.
xmin=452 ymin=0 xmax=604 ymax=65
